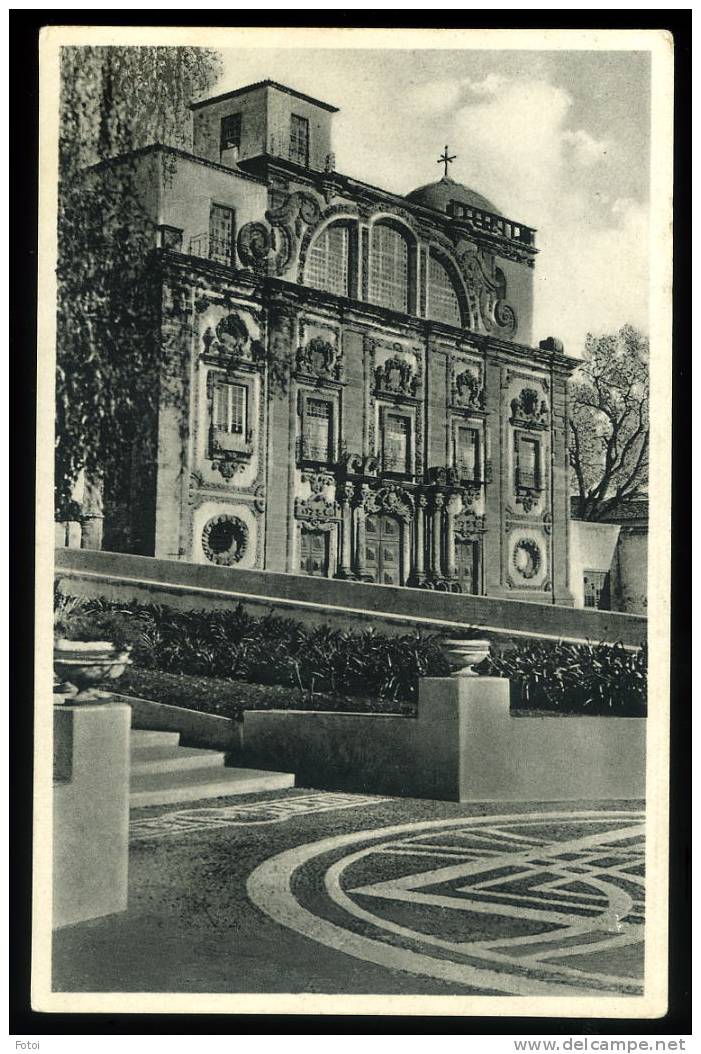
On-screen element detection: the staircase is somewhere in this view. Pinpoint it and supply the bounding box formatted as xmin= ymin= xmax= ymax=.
xmin=130 ymin=729 xmax=294 ymax=808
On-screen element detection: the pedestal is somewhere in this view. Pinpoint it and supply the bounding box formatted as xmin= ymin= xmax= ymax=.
xmin=53 ymin=702 xmax=131 ymax=928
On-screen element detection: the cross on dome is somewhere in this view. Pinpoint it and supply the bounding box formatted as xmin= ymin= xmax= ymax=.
xmin=437 ymin=145 xmax=456 ymax=179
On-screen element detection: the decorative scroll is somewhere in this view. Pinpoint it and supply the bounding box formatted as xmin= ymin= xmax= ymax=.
xmin=265 ymin=191 xmax=323 ymax=277
xmin=202 ymin=515 xmax=248 ymax=566
xmin=458 ymin=245 xmax=518 ymax=338
xmin=510 ymin=387 xmax=549 ymax=428
xmin=452 ymin=364 xmax=485 ymax=410
xmin=296 ymin=337 xmax=342 ymax=381
xmin=362 ymin=484 xmax=414 ymax=523
xmin=374 ymin=354 xmax=419 ymax=398
xmin=294 ymin=493 xmax=340 ymax=528
xmin=202 ymin=312 xmax=261 ymax=366
xmin=237 ymin=222 xmax=272 ymax=271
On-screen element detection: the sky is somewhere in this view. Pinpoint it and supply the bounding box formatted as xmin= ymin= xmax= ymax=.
xmin=213 ymin=47 xmax=651 ymax=357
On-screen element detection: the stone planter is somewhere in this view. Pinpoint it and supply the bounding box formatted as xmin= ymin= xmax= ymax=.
xmin=440 ymin=638 xmax=490 ymax=677
xmin=53 ymin=639 xmax=131 ymax=704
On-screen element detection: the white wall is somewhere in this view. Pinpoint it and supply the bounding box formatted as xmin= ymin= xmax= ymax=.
xmin=569 ymin=520 xmax=620 ymax=608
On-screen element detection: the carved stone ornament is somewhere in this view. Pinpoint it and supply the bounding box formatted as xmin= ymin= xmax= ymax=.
xmin=427 ymin=466 xmax=462 ymax=488
xmin=202 ymin=514 xmax=248 ymax=566
xmin=364 ymin=484 xmax=414 ymax=523
xmin=374 ymin=354 xmax=419 ymax=398
xmin=294 ymin=492 xmax=340 ymax=527
xmin=301 ymin=471 xmax=335 ymax=494
xmin=455 ymin=512 xmax=486 ymax=539
xmin=253 ymin=485 xmax=266 ymax=513
xmin=237 ymin=221 xmax=272 ymax=271
xmin=211 ymin=458 xmax=247 ymax=481
xmin=458 ymin=245 xmax=518 ymax=338
xmin=296 ymin=337 xmax=341 ymax=381
xmin=202 ymin=311 xmax=258 ymax=365
xmin=452 ymin=366 xmax=485 ymax=410
xmin=265 ymin=191 xmax=322 ymax=276
xmin=512 ymin=537 xmax=542 ymax=580
xmin=515 ymin=488 xmax=540 ymax=514
xmin=340 ymin=451 xmax=380 ymax=477
xmin=510 ymin=387 xmax=549 ymax=428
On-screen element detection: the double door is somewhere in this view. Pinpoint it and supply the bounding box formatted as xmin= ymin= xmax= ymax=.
xmin=365 ymin=514 xmax=402 ymax=585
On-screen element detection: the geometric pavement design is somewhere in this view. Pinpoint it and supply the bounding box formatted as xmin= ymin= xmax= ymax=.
xmin=247 ymin=810 xmax=645 ymax=997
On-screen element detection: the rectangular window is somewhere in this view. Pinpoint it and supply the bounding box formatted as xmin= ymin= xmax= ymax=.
xmin=583 ymin=570 xmax=611 ymax=610
xmin=209 ymin=204 xmax=235 ymax=265
xmin=220 ymin=113 xmax=242 ymax=154
xmin=213 ymin=382 xmax=247 ymax=436
xmin=304 ymin=398 xmax=333 ymax=462
xmin=383 ymin=414 xmax=411 ymax=475
xmin=456 ymin=426 xmax=480 ymax=482
xmin=289 ymin=114 xmax=310 ymax=167
xmin=516 ymin=435 xmax=540 ymax=490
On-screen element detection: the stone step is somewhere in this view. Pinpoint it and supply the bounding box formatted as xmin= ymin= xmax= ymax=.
xmin=130 ymin=729 xmax=181 ymax=748
xmin=130 ymin=765 xmax=295 ymax=808
xmin=131 ymin=743 xmax=227 ymax=776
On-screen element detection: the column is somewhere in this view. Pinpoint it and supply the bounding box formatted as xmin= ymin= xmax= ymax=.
xmin=445 ymin=495 xmax=458 ymax=578
xmin=414 ymin=495 xmax=427 ymax=582
xmin=264 ymin=307 xmax=296 ymax=572
xmin=337 ymin=488 xmax=353 ymax=578
xmin=353 ymin=485 xmax=371 ymax=579
xmin=401 ymin=517 xmax=412 ymax=585
xmin=431 ymin=493 xmax=444 ymax=578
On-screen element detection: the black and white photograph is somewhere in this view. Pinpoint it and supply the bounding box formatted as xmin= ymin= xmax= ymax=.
xmin=32 ymin=25 xmax=674 ymax=1019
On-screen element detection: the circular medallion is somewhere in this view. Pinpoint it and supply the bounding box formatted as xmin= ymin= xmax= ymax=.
xmin=202 ymin=514 xmax=248 ymax=566
xmin=513 ymin=537 xmax=542 ymax=580
xmin=247 ymin=810 xmax=644 ymax=996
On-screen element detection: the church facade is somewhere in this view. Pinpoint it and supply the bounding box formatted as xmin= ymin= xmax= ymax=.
xmin=99 ymin=79 xmax=578 ymax=605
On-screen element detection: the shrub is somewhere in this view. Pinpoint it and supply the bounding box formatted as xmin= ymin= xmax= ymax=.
xmin=53 ymin=608 xmax=144 ymax=651
xmin=481 ymin=639 xmax=647 ymax=716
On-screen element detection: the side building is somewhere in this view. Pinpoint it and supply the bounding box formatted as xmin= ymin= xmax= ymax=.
xmin=91 ymin=79 xmax=579 ymax=605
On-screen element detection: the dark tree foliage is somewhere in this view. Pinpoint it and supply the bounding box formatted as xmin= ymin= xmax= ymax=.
xmin=569 ymin=325 xmax=649 ymax=522
xmin=56 ymin=46 xmax=222 ymax=517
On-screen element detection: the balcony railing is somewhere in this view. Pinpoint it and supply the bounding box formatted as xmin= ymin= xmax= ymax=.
xmin=189 ymin=233 xmax=233 ymax=266
xmin=447 ymin=202 xmax=536 ymax=247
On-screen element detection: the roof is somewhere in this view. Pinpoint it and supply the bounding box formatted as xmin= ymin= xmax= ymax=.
xmin=405 ymin=176 xmax=499 ymax=216
xmin=570 ymin=496 xmax=649 ymax=525
xmin=190 ymin=80 xmax=339 ymax=114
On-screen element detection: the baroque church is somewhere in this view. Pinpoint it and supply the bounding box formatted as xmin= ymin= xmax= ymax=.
xmin=98 ymin=79 xmax=577 ymax=605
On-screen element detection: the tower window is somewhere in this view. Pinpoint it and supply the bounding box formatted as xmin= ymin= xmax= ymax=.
xmin=370 ymin=225 xmax=409 ymax=313
xmin=220 ymin=113 xmax=242 ymax=155
xmin=289 ymin=114 xmax=310 ymax=167
xmin=428 ymin=255 xmax=462 ymax=327
xmin=306 ymin=224 xmax=349 ymax=296
xmin=208 ymin=204 xmax=235 ymax=265
xmin=383 ymin=414 xmax=411 ymax=475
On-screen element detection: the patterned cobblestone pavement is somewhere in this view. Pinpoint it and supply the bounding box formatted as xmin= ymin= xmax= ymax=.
xmin=53 ymin=789 xmax=644 ymax=997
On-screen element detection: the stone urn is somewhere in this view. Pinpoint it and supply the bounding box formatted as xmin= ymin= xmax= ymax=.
xmin=440 ymin=638 xmax=490 ymax=677
xmin=53 ymin=639 xmax=132 ymax=704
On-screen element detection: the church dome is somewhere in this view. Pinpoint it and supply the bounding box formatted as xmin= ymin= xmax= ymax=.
xmin=405 ymin=176 xmax=499 ymax=216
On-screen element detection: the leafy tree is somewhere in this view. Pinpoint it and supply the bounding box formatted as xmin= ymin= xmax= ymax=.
xmin=569 ymin=325 xmax=649 ymax=521
xmin=55 ymin=46 xmax=222 ymax=519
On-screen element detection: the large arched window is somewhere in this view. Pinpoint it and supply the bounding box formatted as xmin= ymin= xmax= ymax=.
xmin=428 ymin=255 xmax=462 ymax=327
xmin=369 ymin=223 xmax=409 ymax=313
xmin=305 ymin=223 xmax=350 ymax=296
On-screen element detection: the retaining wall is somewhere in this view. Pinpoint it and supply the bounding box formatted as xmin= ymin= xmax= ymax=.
xmin=55 ymin=548 xmax=646 ymax=648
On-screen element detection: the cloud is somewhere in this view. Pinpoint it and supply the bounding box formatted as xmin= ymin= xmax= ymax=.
xmin=407 ymin=77 xmax=463 ymax=115
xmin=562 ymin=128 xmax=611 ymax=166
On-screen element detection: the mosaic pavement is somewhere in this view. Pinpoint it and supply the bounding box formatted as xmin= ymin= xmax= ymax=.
xmin=247 ymin=808 xmax=645 ymax=997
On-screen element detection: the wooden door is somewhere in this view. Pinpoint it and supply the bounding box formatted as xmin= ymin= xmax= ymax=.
xmin=300 ymin=530 xmax=328 ymax=577
xmin=455 ymin=539 xmax=478 ymax=594
xmin=365 ymin=515 xmax=401 ymax=585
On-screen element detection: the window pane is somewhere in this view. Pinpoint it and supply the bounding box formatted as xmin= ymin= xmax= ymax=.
xmin=384 ymin=414 xmax=410 ymax=473
xmin=306 ymin=225 xmax=349 ymax=296
xmin=306 ymin=399 xmax=332 ymax=460
xmin=518 ymin=437 xmax=538 ymax=488
xmin=370 ymin=225 xmax=408 ymax=313
xmin=214 ymin=382 xmax=246 ymax=434
xmin=209 ymin=205 xmax=234 ymax=264
xmin=428 ymin=255 xmax=461 ymax=326
xmin=457 ymin=427 xmax=479 ymax=480
xmin=290 ymin=114 xmax=309 ymax=166
xmin=220 ymin=114 xmax=241 ymax=152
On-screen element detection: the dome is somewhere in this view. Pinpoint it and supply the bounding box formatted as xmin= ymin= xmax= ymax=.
xmin=405 ymin=176 xmax=498 ymax=216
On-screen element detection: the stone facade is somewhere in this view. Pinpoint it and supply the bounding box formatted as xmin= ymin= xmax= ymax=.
xmin=99 ymin=80 xmax=579 ymax=604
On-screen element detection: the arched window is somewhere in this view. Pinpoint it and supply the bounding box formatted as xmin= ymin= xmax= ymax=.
xmin=428 ymin=255 xmax=462 ymax=327
xmin=370 ymin=224 xmax=409 ymax=313
xmin=305 ymin=223 xmax=349 ymax=296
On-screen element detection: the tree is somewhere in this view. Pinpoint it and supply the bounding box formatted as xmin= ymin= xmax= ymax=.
xmin=569 ymin=325 xmax=649 ymax=521
xmin=55 ymin=46 xmax=222 ymax=518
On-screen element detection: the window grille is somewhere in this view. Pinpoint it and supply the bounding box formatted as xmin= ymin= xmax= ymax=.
xmin=583 ymin=570 xmax=611 ymax=610
xmin=456 ymin=427 xmax=480 ymax=481
xmin=289 ymin=114 xmax=310 ymax=167
xmin=220 ymin=113 xmax=242 ymax=154
xmin=213 ymin=382 xmax=247 ymax=435
xmin=383 ymin=414 xmax=410 ymax=474
xmin=370 ymin=225 xmax=409 ymax=313
xmin=208 ymin=205 xmax=235 ymax=265
xmin=305 ymin=399 xmax=333 ymax=461
xmin=428 ymin=255 xmax=461 ymax=326
xmin=516 ymin=435 xmax=540 ymax=490
xmin=306 ymin=225 xmax=349 ymax=296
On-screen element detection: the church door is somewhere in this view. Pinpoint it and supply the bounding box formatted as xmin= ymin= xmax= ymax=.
xmin=365 ymin=515 xmax=402 ymax=585
xmin=455 ymin=539 xmax=479 ymax=594
xmin=300 ymin=529 xmax=328 ymax=577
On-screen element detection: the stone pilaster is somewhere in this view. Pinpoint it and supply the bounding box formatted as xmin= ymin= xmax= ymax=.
xmin=264 ymin=306 xmax=296 ymax=572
